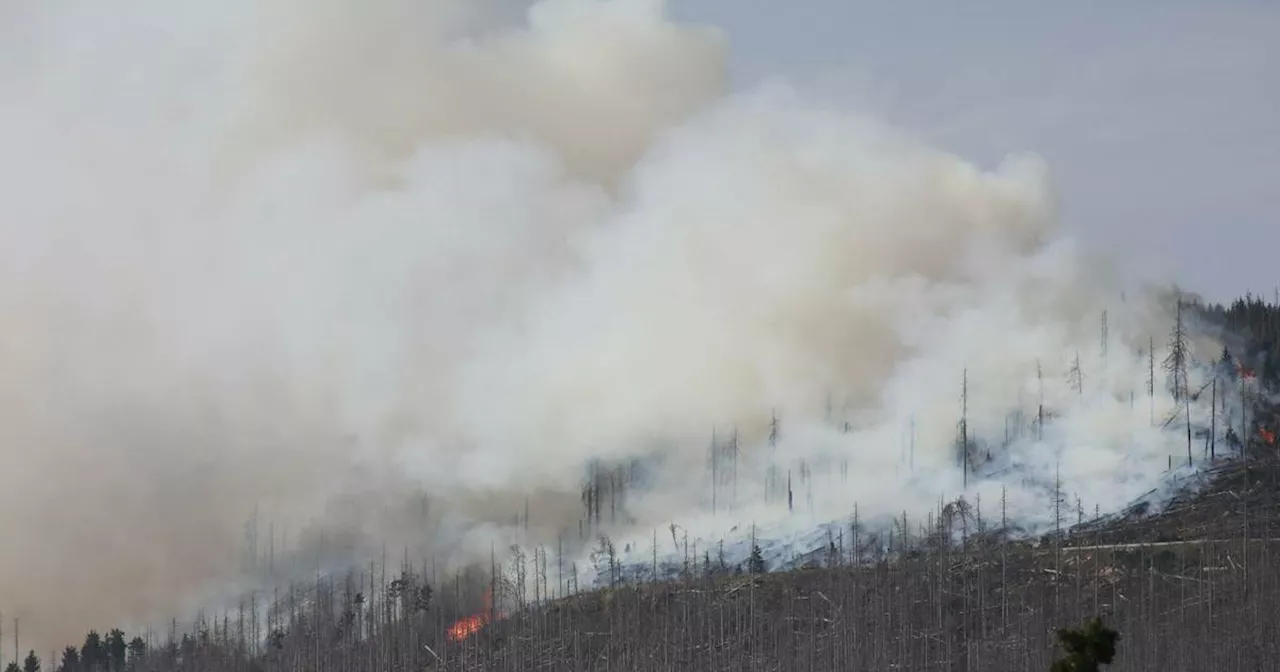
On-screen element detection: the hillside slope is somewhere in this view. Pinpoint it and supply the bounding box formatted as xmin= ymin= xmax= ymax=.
xmin=31 ymin=448 xmax=1278 ymax=672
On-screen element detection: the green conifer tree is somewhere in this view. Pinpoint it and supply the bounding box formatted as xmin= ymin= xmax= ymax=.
xmin=1051 ymin=617 xmax=1120 ymax=672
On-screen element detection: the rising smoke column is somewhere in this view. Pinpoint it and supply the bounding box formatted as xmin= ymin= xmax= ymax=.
xmin=0 ymin=0 xmax=1219 ymax=649
xmin=0 ymin=0 xmax=725 ymax=648
xmin=445 ymin=88 xmax=1228 ymax=582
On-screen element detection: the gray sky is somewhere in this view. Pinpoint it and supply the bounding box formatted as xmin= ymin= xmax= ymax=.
xmin=674 ymin=0 xmax=1279 ymax=302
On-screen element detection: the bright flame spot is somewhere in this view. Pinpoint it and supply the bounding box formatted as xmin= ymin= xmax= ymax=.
xmin=446 ymin=585 xmax=495 ymax=643
xmin=447 ymin=613 xmax=488 ymax=642
xmin=1259 ymin=428 xmax=1275 ymax=446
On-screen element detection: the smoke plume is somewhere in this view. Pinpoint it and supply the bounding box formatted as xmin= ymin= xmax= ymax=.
xmin=0 ymin=0 xmax=1226 ymax=648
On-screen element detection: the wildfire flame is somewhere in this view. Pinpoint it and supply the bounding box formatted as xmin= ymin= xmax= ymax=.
xmin=447 ymin=613 xmax=487 ymax=642
xmin=1238 ymin=364 xmax=1257 ymax=380
xmin=446 ymin=585 xmax=494 ymax=643
xmin=1259 ymin=428 xmax=1276 ymax=446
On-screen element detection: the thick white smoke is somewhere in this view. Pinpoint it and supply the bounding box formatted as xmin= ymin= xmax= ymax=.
xmin=0 ymin=0 xmax=1227 ymax=648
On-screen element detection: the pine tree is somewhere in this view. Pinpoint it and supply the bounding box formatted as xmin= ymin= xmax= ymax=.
xmin=1051 ymin=617 xmax=1120 ymax=671
xmin=58 ymin=647 xmax=79 ymax=672
xmin=104 ymin=631 xmax=125 ymax=672
xmin=79 ymin=632 xmax=105 ymax=672
xmin=126 ymin=638 xmax=146 ymax=669
xmin=21 ymin=651 xmax=38 ymax=672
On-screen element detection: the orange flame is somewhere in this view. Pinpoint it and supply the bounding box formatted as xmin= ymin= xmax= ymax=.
xmin=1239 ymin=365 xmax=1257 ymax=380
xmin=446 ymin=585 xmax=494 ymax=643
xmin=447 ymin=614 xmax=487 ymax=642
xmin=1259 ymin=428 xmax=1276 ymax=446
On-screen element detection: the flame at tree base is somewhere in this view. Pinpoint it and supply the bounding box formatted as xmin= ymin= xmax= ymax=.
xmin=447 ymin=613 xmax=488 ymax=642
xmin=447 ymin=585 xmax=496 ymax=643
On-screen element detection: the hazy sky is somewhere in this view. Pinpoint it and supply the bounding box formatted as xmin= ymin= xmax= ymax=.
xmin=674 ymin=0 xmax=1278 ymax=302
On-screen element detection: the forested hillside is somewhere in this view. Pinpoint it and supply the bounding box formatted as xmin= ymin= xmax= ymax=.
xmin=1199 ymin=292 xmax=1280 ymax=386
xmin=8 ymin=293 xmax=1280 ymax=672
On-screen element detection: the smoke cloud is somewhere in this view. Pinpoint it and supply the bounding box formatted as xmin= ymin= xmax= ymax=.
xmin=0 ymin=0 xmax=1227 ymax=648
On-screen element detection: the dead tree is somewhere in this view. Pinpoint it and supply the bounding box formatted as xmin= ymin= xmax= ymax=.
xmin=1068 ymin=351 xmax=1084 ymax=402
xmin=1159 ymin=297 xmax=1196 ymax=466
xmin=1148 ymin=335 xmax=1156 ymax=426
xmin=1037 ymin=359 xmax=1045 ymax=441
xmin=1100 ymin=310 xmax=1109 ymax=365
xmin=1164 ymin=296 xmax=1190 ymax=403
xmin=959 ymin=368 xmax=969 ymax=488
